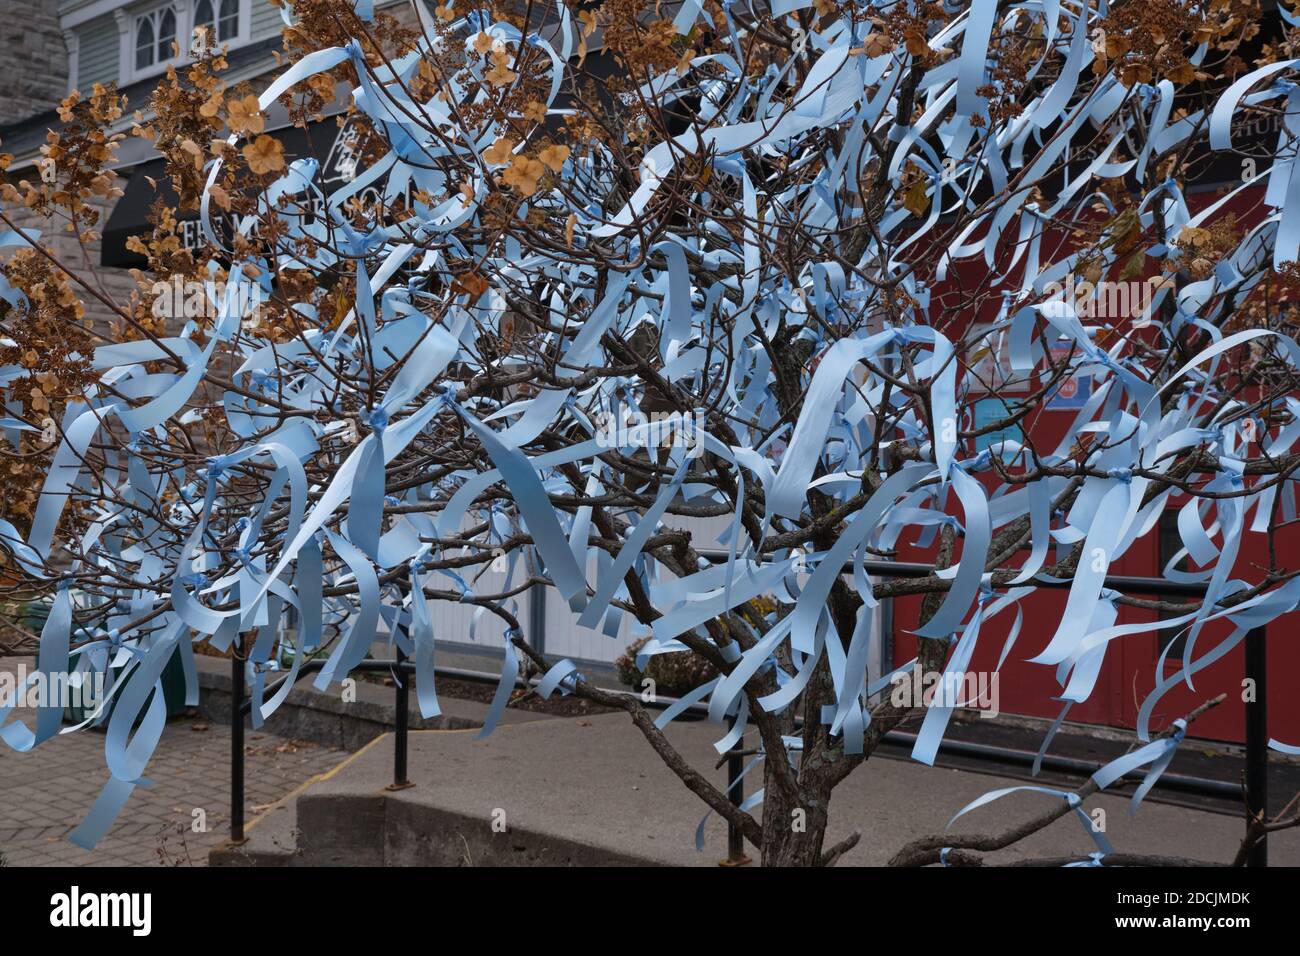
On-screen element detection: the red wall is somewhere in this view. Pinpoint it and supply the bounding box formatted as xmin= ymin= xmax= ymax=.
xmin=886 ymin=183 xmax=1298 ymax=743
xmin=890 ymin=494 xmax=1300 ymax=744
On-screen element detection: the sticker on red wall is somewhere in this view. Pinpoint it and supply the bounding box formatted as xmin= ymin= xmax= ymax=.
xmin=971 ymin=398 xmax=1023 ymax=453
xmin=1044 ymin=339 xmax=1092 ymax=410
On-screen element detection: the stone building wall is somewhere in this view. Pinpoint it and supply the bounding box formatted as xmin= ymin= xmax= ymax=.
xmin=2 ymin=0 xmax=424 ymax=336
xmin=3 ymin=176 xmax=140 ymax=341
xmin=0 ymin=0 xmax=69 ymax=127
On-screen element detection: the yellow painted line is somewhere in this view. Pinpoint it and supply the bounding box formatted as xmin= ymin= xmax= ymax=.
xmin=243 ymin=732 xmax=387 ymax=834
xmin=410 ymin=727 xmax=481 ymax=735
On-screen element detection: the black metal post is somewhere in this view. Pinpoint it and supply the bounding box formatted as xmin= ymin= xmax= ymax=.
xmin=389 ymin=640 xmax=411 ymax=790
xmin=529 ymin=580 xmax=547 ymax=655
xmin=727 ymin=747 xmax=745 ymax=861
xmin=721 ymin=716 xmax=750 ymax=865
xmin=230 ymin=642 xmax=245 ymax=844
xmin=1245 ymin=626 xmax=1268 ymax=867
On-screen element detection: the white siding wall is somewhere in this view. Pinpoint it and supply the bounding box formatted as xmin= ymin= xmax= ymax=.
xmin=427 ymin=556 xmax=515 ymax=651
xmin=248 ymin=0 xmax=281 ymax=42
xmin=76 ymin=15 xmax=119 ymax=89
xmin=418 ymin=512 xmax=882 ymax=672
xmin=538 ymin=514 xmax=733 ymax=663
xmin=538 ymin=548 xmax=635 ymax=662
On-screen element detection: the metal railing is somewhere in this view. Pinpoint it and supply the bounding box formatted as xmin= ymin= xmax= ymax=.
xmin=225 ymin=558 xmax=1274 ymax=867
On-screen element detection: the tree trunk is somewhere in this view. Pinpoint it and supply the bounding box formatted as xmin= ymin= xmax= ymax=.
xmin=759 ymin=761 xmax=830 ymax=866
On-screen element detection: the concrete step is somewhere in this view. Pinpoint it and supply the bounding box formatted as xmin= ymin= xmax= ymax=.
xmin=208 ymin=697 xmax=553 ymax=867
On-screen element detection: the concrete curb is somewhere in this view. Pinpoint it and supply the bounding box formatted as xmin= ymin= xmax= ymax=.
xmin=194 ymin=654 xmax=548 ymax=752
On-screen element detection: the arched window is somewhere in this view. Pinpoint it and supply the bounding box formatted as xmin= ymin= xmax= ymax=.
xmin=134 ymin=16 xmax=155 ymax=71
xmin=156 ymin=6 xmax=177 ymax=62
xmin=218 ymin=0 xmax=239 ymax=40
xmin=133 ymin=5 xmax=180 ymax=73
xmin=195 ymin=0 xmax=240 ymax=43
xmin=194 ymin=0 xmax=215 ymax=33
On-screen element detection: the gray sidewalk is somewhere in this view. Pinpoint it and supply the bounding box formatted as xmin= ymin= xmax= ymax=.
xmin=4 ymin=652 xmax=1296 ymax=866
xmin=220 ymin=712 xmax=1300 ymax=867
xmin=0 ymin=715 xmax=343 ymax=866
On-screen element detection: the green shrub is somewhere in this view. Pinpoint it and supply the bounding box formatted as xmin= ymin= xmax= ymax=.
xmin=615 ymin=635 xmax=717 ymax=698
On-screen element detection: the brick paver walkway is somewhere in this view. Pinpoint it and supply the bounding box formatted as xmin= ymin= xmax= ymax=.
xmin=0 ymin=714 xmax=344 ymax=866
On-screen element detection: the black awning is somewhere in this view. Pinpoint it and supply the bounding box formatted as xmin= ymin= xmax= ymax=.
xmin=102 ymin=117 xmax=351 ymax=268
xmin=99 ymin=50 xmax=636 ymax=268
